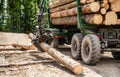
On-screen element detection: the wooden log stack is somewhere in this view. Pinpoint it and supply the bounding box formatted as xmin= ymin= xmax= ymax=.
xmin=49 ymin=0 xmax=120 ymax=26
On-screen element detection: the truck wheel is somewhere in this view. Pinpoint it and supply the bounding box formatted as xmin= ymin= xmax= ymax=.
xmin=112 ymin=52 xmax=120 ymax=60
xmin=71 ymin=33 xmax=83 ymax=59
xmin=81 ymin=34 xmax=101 ymax=65
xmin=50 ymin=38 xmax=59 ymax=48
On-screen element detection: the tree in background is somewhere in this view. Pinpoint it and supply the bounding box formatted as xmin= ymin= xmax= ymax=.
xmin=0 ymin=0 xmax=42 ymax=33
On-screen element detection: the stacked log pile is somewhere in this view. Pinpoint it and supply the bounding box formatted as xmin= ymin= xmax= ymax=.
xmin=49 ymin=0 xmax=120 ymax=26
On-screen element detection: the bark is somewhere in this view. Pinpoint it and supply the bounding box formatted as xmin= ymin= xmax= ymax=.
xmin=81 ymin=2 xmax=100 ymax=14
xmin=50 ymin=7 xmax=77 ymax=18
xmin=50 ymin=1 xmax=77 ymax=13
xmin=102 ymin=0 xmax=108 ymax=4
xmin=104 ymin=11 xmax=118 ymax=25
xmin=40 ymin=42 xmax=83 ymax=75
xmin=83 ymin=14 xmax=103 ymax=25
xmin=49 ymin=0 xmax=75 ymax=9
xmin=109 ymin=0 xmax=116 ymax=3
xmin=111 ymin=0 xmax=120 ymax=12
xmin=52 ymin=16 xmax=77 ymax=25
xmin=12 ymin=44 xmax=36 ymax=50
xmin=80 ymin=0 xmax=95 ymax=4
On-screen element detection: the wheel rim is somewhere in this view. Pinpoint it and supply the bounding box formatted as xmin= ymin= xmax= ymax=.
xmin=72 ymin=40 xmax=77 ymax=53
xmin=85 ymin=44 xmax=90 ymax=58
xmin=72 ymin=40 xmax=78 ymax=56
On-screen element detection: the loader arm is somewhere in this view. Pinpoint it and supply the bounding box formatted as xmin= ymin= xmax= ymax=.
xmin=30 ymin=0 xmax=52 ymax=50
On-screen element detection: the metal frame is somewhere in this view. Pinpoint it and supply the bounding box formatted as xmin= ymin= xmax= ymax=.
xmin=76 ymin=0 xmax=97 ymax=30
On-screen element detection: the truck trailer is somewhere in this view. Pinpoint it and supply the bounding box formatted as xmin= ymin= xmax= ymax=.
xmin=32 ymin=0 xmax=120 ymax=65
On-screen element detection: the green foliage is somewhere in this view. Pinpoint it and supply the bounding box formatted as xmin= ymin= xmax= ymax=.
xmin=0 ymin=0 xmax=43 ymax=33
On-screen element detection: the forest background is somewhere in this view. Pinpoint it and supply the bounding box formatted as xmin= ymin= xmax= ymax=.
xmin=0 ymin=0 xmax=47 ymax=33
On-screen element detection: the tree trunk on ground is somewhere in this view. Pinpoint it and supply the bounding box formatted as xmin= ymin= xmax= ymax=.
xmin=12 ymin=44 xmax=36 ymax=50
xmin=104 ymin=11 xmax=118 ymax=25
xmin=40 ymin=42 xmax=83 ymax=75
xmin=50 ymin=1 xmax=77 ymax=13
xmin=49 ymin=0 xmax=75 ymax=8
xmin=111 ymin=0 xmax=120 ymax=12
xmin=81 ymin=2 xmax=100 ymax=14
xmin=52 ymin=16 xmax=77 ymax=25
xmin=83 ymin=14 xmax=103 ymax=25
xmin=50 ymin=7 xmax=77 ymax=18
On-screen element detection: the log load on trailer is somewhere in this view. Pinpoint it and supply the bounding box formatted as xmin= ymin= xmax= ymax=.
xmin=32 ymin=0 xmax=120 ymax=65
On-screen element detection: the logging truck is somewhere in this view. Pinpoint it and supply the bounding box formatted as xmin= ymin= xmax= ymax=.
xmin=33 ymin=0 xmax=120 ymax=65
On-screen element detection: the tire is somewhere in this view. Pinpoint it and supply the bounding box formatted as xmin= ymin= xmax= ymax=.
xmin=112 ymin=52 xmax=120 ymax=60
xmin=50 ymin=38 xmax=59 ymax=48
xmin=71 ymin=33 xmax=83 ymax=59
xmin=81 ymin=34 xmax=101 ymax=65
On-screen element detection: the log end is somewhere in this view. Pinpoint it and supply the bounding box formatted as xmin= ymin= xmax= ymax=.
xmin=100 ymin=8 xmax=106 ymax=15
xmin=104 ymin=11 xmax=118 ymax=25
xmin=93 ymin=14 xmax=103 ymax=25
xmin=73 ymin=64 xmax=84 ymax=75
xmin=90 ymin=2 xmax=100 ymax=12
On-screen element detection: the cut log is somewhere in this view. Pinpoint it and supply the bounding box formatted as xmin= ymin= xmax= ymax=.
xmin=50 ymin=1 xmax=77 ymax=13
xmin=81 ymin=2 xmax=100 ymax=14
xmin=111 ymin=0 xmax=120 ymax=12
xmin=102 ymin=0 xmax=108 ymax=4
xmin=49 ymin=0 xmax=75 ymax=8
xmin=50 ymin=7 xmax=77 ymax=18
xmin=117 ymin=19 xmax=120 ymax=25
xmin=109 ymin=0 xmax=116 ymax=3
xmin=104 ymin=11 xmax=118 ymax=25
xmin=80 ymin=0 xmax=95 ymax=4
xmin=100 ymin=8 xmax=107 ymax=15
xmin=101 ymin=3 xmax=109 ymax=10
xmin=51 ymin=2 xmax=100 ymax=18
xmin=12 ymin=44 xmax=36 ymax=50
xmin=52 ymin=16 xmax=77 ymax=25
xmin=104 ymin=4 xmax=109 ymax=10
xmin=83 ymin=14 xmax=103 ymax=25
xmin=40 ymin=42 xmax=83 ymax=75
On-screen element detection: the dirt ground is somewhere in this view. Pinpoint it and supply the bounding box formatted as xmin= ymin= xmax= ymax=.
xmin=0 ymin=32 xmax=120 ymax=77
